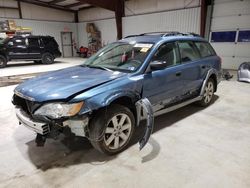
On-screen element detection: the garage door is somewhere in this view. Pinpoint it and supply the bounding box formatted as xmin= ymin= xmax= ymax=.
xmin=209 ymin=0 xmax=250 ymax=70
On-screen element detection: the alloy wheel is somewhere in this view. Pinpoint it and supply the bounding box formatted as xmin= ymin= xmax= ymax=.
xmin=204 ymin=81 xmax=214 ymax=104
xmin=104 ymin=113 xmax=132 ymax=150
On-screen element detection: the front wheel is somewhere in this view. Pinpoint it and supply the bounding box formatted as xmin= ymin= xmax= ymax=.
xmin=0 ymin=55 xmax=7 ymax=68
xmin=198 ymin=78 xmax=215 ymax=107
xmin=41 ymin=53 xmax=54 ymax=64
xmin=88 ymin=104 xmax=135 ymax=155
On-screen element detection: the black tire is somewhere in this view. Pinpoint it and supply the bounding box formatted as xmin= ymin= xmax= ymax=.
xmin=88 ymin=104 xmax=135 ymax=155
xmin=41 ymin=53 xmax=54 ymax=64
xmin=197 ymin=78 xmax=215 ymax=107
xmin=0 ymin=55 xmax=7 ymax=68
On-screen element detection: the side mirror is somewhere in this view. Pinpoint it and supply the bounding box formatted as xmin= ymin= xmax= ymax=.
xmin=150 ymin=60 xmax=167 ymax=71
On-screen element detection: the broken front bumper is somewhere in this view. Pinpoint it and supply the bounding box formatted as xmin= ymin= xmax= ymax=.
xmin=15 ymin=108 xmax=50 ymax=135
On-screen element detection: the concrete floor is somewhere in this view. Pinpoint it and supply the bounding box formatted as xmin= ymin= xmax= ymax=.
xmin=0 ymin=58 xmax=250 ymax=188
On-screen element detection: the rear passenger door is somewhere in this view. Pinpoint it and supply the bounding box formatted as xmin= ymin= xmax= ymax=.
xmin=177 ymin=41 xmax=203 ymax=97
xmin=27 ymin=37 xmax=41 ymax=59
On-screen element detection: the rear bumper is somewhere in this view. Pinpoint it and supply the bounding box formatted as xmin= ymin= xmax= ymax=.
xmin=15 ymin=108 xmax=49 ymax=135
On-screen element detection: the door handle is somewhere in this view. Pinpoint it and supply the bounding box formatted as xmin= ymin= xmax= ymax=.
xmin=176 ymin=72 xmax=181 ymax=77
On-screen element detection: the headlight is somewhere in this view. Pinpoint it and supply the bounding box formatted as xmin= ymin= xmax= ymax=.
xmin=34 ymin=101 xmax=84 ymax=119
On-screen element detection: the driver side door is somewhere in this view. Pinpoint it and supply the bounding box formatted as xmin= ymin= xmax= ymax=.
xmin=142 ymin=42 xmax=184 ymax=112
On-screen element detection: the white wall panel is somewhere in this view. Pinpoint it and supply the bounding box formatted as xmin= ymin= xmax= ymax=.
xmin=125 ymin=0 xmax=200 ymax=16
xmin=77 ymin=18 xmax=116 ymax=47
xmin=77 ymin=7 xmax=200 ymax=48
xmin=0 ymin=0 xmax=17 ymax=7
xmin=21 ymin=2 xmax=74 ymax=22
xmin=78 ymin=7 xmax=115 ymax=22
xmin=0 ymin=8 xmax=19 ymax=18
xmin=0 ymin=0 xmax=18 ymax=18
xmin=78 ymin=0 xmax=200 ymax=21
xmin=210 ymin=0 xmax=250 ymax=69
xmin=123 ymin=7 xmax=200 ymax=36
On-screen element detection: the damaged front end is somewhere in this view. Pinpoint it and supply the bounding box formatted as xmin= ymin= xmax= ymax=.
xmin=13 ymin=76 xmax=155 ymax=151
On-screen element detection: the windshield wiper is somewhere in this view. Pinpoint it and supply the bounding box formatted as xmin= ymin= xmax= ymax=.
xmin=83 ymin=65 xmax=113 ymax=72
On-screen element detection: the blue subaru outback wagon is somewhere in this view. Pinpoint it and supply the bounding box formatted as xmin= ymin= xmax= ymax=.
xmin=13 ymin=32 xmax=221 ymax=155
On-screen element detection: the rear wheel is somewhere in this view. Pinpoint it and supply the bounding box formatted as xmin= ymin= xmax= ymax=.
xmin=0 ymin=55 xmax=7 ymax=68
xmin=89 ymin=104 xmax=135 ymax=155
xmin=41 ymin=53 xmax=54 ymax=64
xmin=198 ymin=78 xmax=215 ymax=107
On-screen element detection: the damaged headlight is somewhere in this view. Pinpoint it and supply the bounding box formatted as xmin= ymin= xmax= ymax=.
xmin=34 ymin=101 xmax=84 ymax=119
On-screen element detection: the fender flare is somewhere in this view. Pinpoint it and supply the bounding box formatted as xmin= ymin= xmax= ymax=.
xmin=200 ymin=68 xmax=219 ymax=96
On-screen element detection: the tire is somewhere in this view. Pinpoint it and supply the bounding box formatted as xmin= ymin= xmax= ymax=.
xmin=88 ymin=104 xmax=135 ymax=155
xmin=41 ymin=53 xmax=54 ymax=64
xmin=198 ymin=78 xmax=215 ymax=107
xmin=0 ymin=55 xmax=7 ymax=68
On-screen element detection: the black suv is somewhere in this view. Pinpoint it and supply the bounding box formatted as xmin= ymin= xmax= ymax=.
xmin=0 ymin=35 xmax=61 ymax=68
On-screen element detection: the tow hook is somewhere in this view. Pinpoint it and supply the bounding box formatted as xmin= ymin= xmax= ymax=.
xmin=35 ymin=133 xmax=46 ymax=147
xmin=136 ymin=98 xmax=154 ymax=150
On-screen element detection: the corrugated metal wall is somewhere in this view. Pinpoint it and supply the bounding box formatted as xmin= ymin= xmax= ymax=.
xmin=210 ymin=0 xmax=250 ymax=69
xmin=123 ymin=7 xmax=200 ymax=37
xmin=78 ymin=7 xmax=200 ymax=47
xmin=77 ymin=0 xmax=201 ymax=47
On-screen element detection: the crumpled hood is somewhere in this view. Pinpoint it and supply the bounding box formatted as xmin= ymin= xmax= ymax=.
xmin=14 ymin=66 xmax=127 ymax=102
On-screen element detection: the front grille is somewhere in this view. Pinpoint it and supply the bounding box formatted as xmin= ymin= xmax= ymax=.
xmin=13 ymin=94 xmax=40 ymax=115
xmin=13 ymin=94 xmax=30 ymax=114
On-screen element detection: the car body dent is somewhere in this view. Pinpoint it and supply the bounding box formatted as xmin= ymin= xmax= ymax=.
xmin=71 ymin=74 xmax=144 ymax=115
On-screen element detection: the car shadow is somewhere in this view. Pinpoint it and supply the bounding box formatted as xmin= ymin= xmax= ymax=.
xmin=23 ymin=95 xmax=219 ymax=171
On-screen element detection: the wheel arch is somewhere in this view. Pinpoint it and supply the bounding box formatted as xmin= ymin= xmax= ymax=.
xmin=209 ymin=73 xmax=217 ymax=92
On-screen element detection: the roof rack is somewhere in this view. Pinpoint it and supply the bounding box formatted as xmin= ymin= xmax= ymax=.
xmin=124 ymin=31 xmax=201 ymax=38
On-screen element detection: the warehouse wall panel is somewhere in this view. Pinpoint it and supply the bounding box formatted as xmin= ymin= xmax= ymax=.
xmin=77 ymin=18 xmax=116 ymax=47
xmin=20 ymin=2 xmax=75 ymax=22
xmin=123 ymin=7 xmax=200 ymax=37
xmin=125 ymin=0 xmax=200 ymax=16
xmin=0 ymin=0 xmax=19 ymax=18
xmin=78 ymin=7 xmax=115 ymax=22
xmin=78 ymin=7 xmax=200 ymax=47
xmin=210 ymin=0 xmax=250 ymax=69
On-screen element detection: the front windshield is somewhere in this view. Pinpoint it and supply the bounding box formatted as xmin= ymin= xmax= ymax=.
xmin=83 ymin=42 xmax=153 ymax=72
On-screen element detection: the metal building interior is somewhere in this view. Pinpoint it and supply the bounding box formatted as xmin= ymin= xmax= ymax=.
xmin=0 ymin=0 xmax=250 ymax=187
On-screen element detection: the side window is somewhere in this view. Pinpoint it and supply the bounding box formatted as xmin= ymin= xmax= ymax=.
xmin=14 ymin=38 xmax=26 ymax=46
xmin=28 ymin=38 xmax=39 ymax=47
xmin=152 ymin=42 xmax=180 ymax=67
xmin=195 ymin=42 xmax=215 ymax=58
xmin=8 ymin=38 xmax=26 ymax=46
xmin=178 ymin=41 xmax=200 ymax=63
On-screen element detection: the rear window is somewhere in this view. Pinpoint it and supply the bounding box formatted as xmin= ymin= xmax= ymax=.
xmin=42 ymin=37 xmax=58 ymax=47
xmin=28 ymin=38 xmax=39 ymax=47
xmin=195 ymin=42 xmax=215 ymax=58
xmin=178 ymin=41 xmax=200 ymax=63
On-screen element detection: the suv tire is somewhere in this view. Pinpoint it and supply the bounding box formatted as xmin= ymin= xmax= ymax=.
xmin=0 ymin=55 xmax=7 ymax=68
xmin=89 ymin=104 xmax=135 ymax=155
xmin=41 ymin=53 xmax=54 ymax=64
xmin=198 ymin=78 xmax=215 ymax=107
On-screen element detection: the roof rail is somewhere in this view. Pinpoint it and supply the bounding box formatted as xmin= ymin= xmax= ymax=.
xmin=124 ymin=31 xmax=201 ymax=39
